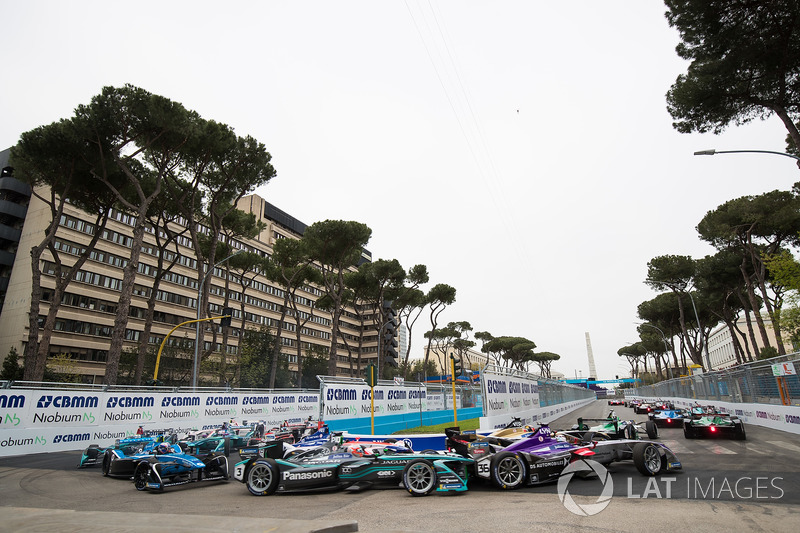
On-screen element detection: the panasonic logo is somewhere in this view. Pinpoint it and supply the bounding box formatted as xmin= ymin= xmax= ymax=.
xmin=283 ymin=470 xmax=333 ymax=481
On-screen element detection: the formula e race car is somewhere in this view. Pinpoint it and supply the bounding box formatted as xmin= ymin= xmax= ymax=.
xmin=446 ymin=424 xmax=682 ymax=489
xmin=683 ymin=413 xmax=746 ymax=440
xmin=608 ymin=399 xmax=624 ymax=406
xmin=234 ymin=438 xmax=473 ymax=496
xmin=133 ymin=442 xmax=229 ymax=491
xmin=648 ymin=408 xmax=687 ymax=428
xmin=78 ymin=435 xmax=166 ymax=470
xmin=558 ymin=412 xmax=659 ymax=441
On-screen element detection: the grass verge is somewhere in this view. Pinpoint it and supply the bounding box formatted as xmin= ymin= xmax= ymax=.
xmin=393 ymin=417 xmax=480 ymax=434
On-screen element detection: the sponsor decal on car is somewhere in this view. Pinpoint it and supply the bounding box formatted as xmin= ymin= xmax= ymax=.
xmin=283 ymin=469 xmax=334 ymax=481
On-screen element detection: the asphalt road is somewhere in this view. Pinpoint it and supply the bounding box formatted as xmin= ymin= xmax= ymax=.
xmin=1 ymin=400 xmax=799 ymax=533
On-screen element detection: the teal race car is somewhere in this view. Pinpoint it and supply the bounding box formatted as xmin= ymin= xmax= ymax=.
xmin=559 ymin=411 xmax=659 ymax=442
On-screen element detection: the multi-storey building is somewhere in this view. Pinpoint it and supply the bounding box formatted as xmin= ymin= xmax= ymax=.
xmin=707 ymin=314 xmax=796 ymax=370
xmin=0 ymin=148 xmax=381 ymax=384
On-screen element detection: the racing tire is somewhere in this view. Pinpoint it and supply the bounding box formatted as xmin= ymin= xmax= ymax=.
xmin=683 ymin=422 xmax=695 ymax=439
xmin=734 ymin=422 xmax=747 ymax=441
xmin=581 ymin=431 xmax=596 ymax=444
xmin=420 ymin=449 xmax=439 ymax=455
xmin=645 ymin=420 xmax=659 ymax=439
xmin=246 ymin=459 xmax=279 ymax=496
xmin=223 ymin=436 xmax=232 ymax=458
xmin=633 ymin=442 xmax=664 ymax=476
xmin=101 ymin=452 xmax=111 ymax=476
xmin=623 ymin=424 xmax=637 ymax=440
xmin=490 ymin=452 xmax=527 ymax=490
xmin=133 ymin=462 xmax=155 ymax=491
xmin=402 ymin=459 xmax=437 ymax=496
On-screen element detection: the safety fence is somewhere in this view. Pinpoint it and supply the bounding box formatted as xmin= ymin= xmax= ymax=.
xmin=626 ymin=353 xmax=800 ymax=406
xmin=625 ymin=353 xmax=800 ymax=435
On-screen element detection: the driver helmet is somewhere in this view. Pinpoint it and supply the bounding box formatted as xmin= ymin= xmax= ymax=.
xmin=156 ymin=443 xmax=172 ymax=455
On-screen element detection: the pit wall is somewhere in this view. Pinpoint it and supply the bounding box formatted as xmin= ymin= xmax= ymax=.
xmin=626 ymin=396 xmax=800 ymax=435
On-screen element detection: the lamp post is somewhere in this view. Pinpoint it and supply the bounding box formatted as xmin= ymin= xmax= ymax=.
xmin=685 ymin=291 xmax=713 ymax=373
xmin=640 ymin=323 xmax=673 ymax=380
xmin=694 ymin=149 xmax=800 ymax=165
xmin=193 ymin=249 xmax=245 ymax=389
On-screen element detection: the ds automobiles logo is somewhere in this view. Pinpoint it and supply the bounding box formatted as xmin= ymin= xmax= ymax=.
xmin=556 ymin=459 xmax=614 ymax=516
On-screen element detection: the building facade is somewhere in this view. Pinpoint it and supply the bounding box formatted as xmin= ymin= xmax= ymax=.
xmin=0 ymin=148 xmax=383 ymax=384
xmin=707 ymin=314 xmax=796 ymax=370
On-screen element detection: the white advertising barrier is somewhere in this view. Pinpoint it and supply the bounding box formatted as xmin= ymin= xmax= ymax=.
xmin=320 ymin=383 xmax=428 ymax=421
xmin=480 ymin=398 xmax=595 ymax=430
xmin=630 ymin=396 xmax=800 ymax=435
xmin=0 ymin=389 xmax=320 ymax=457
xmin=482 ymin=372 xmax=541 ymax=418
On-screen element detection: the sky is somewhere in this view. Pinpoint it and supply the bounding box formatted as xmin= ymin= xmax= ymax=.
xmin=2 ymin=1 xmax=797 ymax=381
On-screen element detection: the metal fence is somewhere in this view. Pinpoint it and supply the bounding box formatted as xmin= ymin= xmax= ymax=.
xmin=626 ymin=353 xmax=800 ymax=407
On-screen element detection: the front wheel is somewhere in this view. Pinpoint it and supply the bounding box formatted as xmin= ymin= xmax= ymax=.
xmin=403 ymin=459 xmax=436 ymax=496
xmin=101 ymin=452 xmax=111 ymax=476
xmin=633 ymin=442 xmax=664 ymax=476
xmin=246 ymin=459 xmax=279 ymax=496
xmin=133 ymin=462 xmax=153 ymax=491
xmin=490 ymin=452 xmax=526 ymax=490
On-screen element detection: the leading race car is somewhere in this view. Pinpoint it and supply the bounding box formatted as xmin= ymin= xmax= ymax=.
xmin=683 ymin=413 xmax=746 ymax=440
xmin=558 ymin=412 xmax=659 ymax=441
xmin=234 ymin=438 xmax=474 ymax=496
xmin=133 ymin=442 xmax=230 ymax=491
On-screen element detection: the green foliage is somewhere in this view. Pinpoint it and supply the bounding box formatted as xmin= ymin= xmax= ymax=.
xmin=665 ymin=0 xmax=800 ymax=151
xmin=44 ymin=354 xmax=82 ymax=383
xmin=300 ymin=346 xmax=329 ymax=388
xmin=758 ymin=346 xmax=779 ymax=361
xmin=1 ymin=348 xmax=23 ymax=380
xmin=239 ymin=327 xmax=291 ymax=389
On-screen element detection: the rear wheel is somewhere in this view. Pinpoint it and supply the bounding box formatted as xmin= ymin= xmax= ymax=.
xmin=247 ymin=459 xmax=279 ymax=496
xmin=633 ymin=442 xmax=664 ymax=476
xmin=623 ymin=424 xmax=637 ymax=440
xmin=734 ymin=422 xmax=747 ymax=441
xmin=402 ymin=459 xmax=436 ymax=496
xmin=490 ymin=452 xmax=526 ymax=490
xmin=683 ymin=422 xmax=695 ymax=439
xmin=645 ymin=421 xmax=658 ymax=439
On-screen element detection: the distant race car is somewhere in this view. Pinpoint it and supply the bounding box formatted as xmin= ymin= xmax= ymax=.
xmin=683 ymin=413 xmax=746 ymax=440
xmin=78 ymin=435 xmax=166 ymax=470
xmin=133 ymin=442 xmax=229 ymax=491
xmin=608 ymin=399 xmax=624 ymax=406
xmin=234 ymin=438 xmax=473 ymax=496
xmin=559 ymin=412 xmax=659 ymax=441
xmin=648 ymin=409 xmax=687 ymax=428
xmin=633 ymin=403 xmax=655 ymax=414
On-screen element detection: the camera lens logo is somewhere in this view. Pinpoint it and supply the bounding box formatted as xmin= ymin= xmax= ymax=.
xmin=557 ymin=459 xmax=614 ymax=516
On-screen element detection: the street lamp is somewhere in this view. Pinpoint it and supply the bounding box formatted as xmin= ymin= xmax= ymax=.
xmin=694 ymin=149 xmax=800 ymax=165
xmin=640 ymin=323 xmax=673 ymax=380
xmin=192 ymin=249 xmax=245 ymax=389
xmin=685 ymin=291 xmax=713 ymax=373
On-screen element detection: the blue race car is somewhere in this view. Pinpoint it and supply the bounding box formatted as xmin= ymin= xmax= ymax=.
xmin=133 ymin=442 xmax=229 ymax=491
xmin=648 ymin=408 xmax=687 ymax=428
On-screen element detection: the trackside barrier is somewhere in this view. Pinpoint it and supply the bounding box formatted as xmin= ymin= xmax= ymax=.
xmin=625 ymin=354 xmax=800 ymax=435
xmin=480 ymin=364 xmax=595 ymax=429
xmin=0 ymin=387 xmax=319 ymax=457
